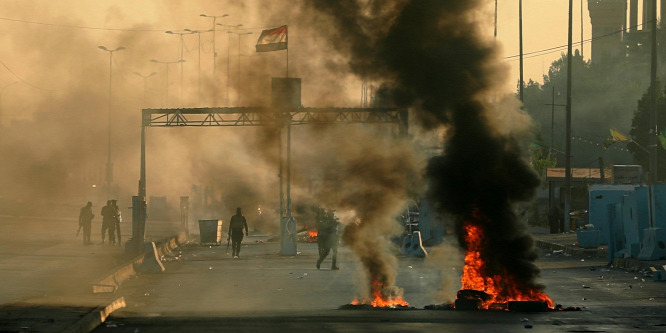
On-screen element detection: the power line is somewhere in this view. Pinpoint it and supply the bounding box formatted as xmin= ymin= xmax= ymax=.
xmin=505 ymin=22 xmax=648 ymax=61
xmin=0 ymin=16 xmax=167 ymax=32
xmin=0 ymin=58 xmax=64 ymax=91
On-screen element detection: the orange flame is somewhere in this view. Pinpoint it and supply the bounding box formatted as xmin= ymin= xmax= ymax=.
xmin=460 ymin=218 xmax=554 ymax=309
xmin=304 ymin=227 xmax=318 ymax=242
xmin=349 ymin=281 xmax=409 ymax=308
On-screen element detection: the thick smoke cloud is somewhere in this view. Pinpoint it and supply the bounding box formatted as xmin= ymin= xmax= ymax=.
xmin=309 ymin=0 xmax=545 ymax=299
xmin=0 ymin=1 xmax=369 ymax=224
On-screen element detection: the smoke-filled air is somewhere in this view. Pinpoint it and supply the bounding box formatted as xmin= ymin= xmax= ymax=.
xmin=308 ymin=0 xmax=548 ymax=305
xmin=0 ymin=0 xmax=547 ymax=306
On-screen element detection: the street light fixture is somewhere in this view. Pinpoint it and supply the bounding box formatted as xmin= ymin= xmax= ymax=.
xmin=201 ymin=13 xmax=229 ymax=105
xmin=165 ymin=30 xmax=193 ymax=107
xmin=150 ymin=59 xmax=185 ymax=106
xmin=98 ymin=45 xmax=125 ymax=197
xmin=220 ymin=23 xmax=243 ymax=105
xmin=133 ymin=72 xmax=157 ymax=106
xmin=227 ymin=30 xmax=253 ymax=105
xmin=185 ymin=28 xmax=214 ymax=105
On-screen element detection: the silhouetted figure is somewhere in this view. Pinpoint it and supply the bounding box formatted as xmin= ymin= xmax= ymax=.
xmin=548 ymin=204 xmax=560 ymax=234
xmin=559 ymin=203 xmax=566 ymax=233
xmin=316 ymin=209 xmax=340 ymax=270
xmin=111 ymin=200 xmax=122 ymax=246
xmin=101 ymin=200 xmax=116 ymax=245
xmin=79 ymin=202 xmax=94 ymax=245
xmin=228 ymin=207 xmax=248 ymax=258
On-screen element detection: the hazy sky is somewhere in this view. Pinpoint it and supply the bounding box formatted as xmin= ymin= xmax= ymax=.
xmin=0 ymin=0 xmax=645 ymax=207
xmin=497 ymin=0 xmax=592 ymax=89
xmin=1 ymin=1 xmax=639 ymax=111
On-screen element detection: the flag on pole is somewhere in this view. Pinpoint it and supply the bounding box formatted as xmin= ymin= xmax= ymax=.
xmin=255 ymin=25 xmax=287 ymax=52
xmin=659 ymin=129 xmax=666 ymax=150
xmin=604 ymin=128 xmax=630 ymax=149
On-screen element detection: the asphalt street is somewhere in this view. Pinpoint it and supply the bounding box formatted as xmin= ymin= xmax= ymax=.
xmin=90 ymin=234 xmax=666 ymax=333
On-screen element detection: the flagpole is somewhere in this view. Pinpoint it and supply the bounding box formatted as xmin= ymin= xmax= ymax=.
xmin=285 ymin=25 xmax=289 ymax=78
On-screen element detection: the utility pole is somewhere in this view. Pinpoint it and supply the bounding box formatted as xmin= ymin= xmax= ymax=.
xmin=580 ymin=0 xmax=584 ymax=58
xmin=200 ymin=13 xmax=229 ymax=105
xmin=519 ymin=0 xmax=524 ymax=102
xmin=649 ymin=0 xmax=658 ymax=184
xmin=494 ymin=0 xmax=498 ymax=40
xmin=564 ymin=0 xmax=574 ymax=232
xmin=544 ymin=86 xmax=566 ymax=157
xmin=649 ymin=0 xmax=658 ymax=228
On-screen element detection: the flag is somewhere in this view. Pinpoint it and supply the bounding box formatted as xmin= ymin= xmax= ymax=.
xmin=604 ymin=128 xmax=629 ymax=149
xmin=255 ymin=25 xmax=287 ymax=52
xmin=660 ymin=129 xmax=666 ymax=150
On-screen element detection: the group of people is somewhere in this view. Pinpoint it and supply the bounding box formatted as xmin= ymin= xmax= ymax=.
xmin=80 ymin=202 xmax=341 ymax=270
xmin=77 ymin=200 xmax=122 ymax=246
xmin=226 ymin=206 xmax=341 ymax=271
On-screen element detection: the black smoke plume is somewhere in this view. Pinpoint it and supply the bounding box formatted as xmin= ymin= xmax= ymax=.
xmin=309 ymin=0 xmax=546 ymax=297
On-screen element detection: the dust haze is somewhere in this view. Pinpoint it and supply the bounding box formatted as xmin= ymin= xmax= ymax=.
xmin=0 ymin=0 xmax=539 ymax=305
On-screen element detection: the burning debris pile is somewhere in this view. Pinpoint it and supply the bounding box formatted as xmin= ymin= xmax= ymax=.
xmin=309 ymin=0 xmax=559 ymax=309
xmin=341 ymin=217 xmax=412 ymax=309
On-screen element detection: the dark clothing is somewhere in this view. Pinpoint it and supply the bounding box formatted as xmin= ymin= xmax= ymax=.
xmin=112 ymin=204 xmax=122 ymax=246
xmin=316 ymin=216 xmax=340 ymax=270
xmin=548 ymin=205 xmax=561 ymax=234
xmin=101 ymin=205 xmax=116 ymax=245
xmin=79 ymin=205 xmax=94 ymax=245
xmin=228 ymin=214 xmax=248 ymax=257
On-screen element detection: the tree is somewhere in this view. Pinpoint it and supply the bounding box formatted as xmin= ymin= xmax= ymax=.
xmin=530 ymin=146 xmax=557 ymax=179
xmin=521 ymin=50 xmax=649 ymax=169
xmin=628 ymin=83 xmax=666 ymax=182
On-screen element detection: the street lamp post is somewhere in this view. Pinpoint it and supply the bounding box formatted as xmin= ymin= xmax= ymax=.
xmin=200 ymin=13 xmax=229 ymax=105
xmin=150 ymin=59 xmax=185 ymax=107
xmin=133 ymin=72 xmax=157 ymax=106
xmin=220 ymin=24 xmax=243 ymax=105
xmin=98 ymin=45 xmax=125 ymax=198
xmin=185 ymin=29 xmax=214 ymax=105
xmin=0 ymin=81 xmax=18 ymax=127
xmin=228 ymin=30 xmax=253 ymax=105
xmin=165 ymin=30 xmax=193 ymax=107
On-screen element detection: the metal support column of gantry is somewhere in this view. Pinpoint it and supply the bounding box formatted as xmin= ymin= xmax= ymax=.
xmin=134 ymin=106 xmax=407 ymax=255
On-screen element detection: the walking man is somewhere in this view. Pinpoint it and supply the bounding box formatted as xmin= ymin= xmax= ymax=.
xmin=316 ymin=209 xmax=340 ymax=270
xmin=111 ymin=200 xmax=122 ymax=246
xmin=101 ymin=200 xmax=116 ymax=245
xmin=228 ymin=207 xmax=248 ymax=259
xmin=78 ymin=201 xmax=94 ymax=245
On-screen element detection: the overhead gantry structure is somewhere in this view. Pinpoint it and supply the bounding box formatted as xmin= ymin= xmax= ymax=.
xmin=129 ymin=106 xmax=408 ymax=255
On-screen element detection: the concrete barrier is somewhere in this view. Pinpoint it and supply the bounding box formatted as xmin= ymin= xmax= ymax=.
xmin=92 ymin=232 xmax=187 ymax=293
xmin=60 ymin=297 xmax=126 ymax=333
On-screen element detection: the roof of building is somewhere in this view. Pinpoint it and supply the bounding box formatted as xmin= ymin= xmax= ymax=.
xmin=546 ymin=168 xmax=613 ymax=181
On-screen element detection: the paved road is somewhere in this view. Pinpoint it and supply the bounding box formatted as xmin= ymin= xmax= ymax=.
xmin=92 ymin=235 xmax=666 ymax=333
xmin=0 ymin=214 xmax=182 ymax=304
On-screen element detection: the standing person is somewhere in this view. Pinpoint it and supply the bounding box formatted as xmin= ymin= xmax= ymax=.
xmin=316 ymin=209 xmax=340 ymax=270
xmin=101 ymin=200 xmax=116 ymax=245
xmin=78 ymin=202 xmax=94 ymax=245
xmin=228 ymin=207 xmax=248 ymax=259
xmin=548 ymin=203 xmax=560 ymax=234
xmin=111 ymin=200 xmax=122 ymax=246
